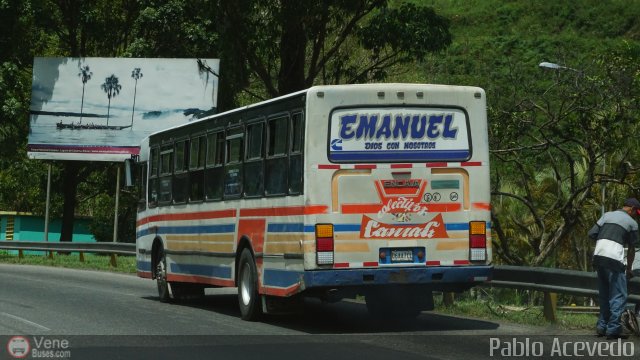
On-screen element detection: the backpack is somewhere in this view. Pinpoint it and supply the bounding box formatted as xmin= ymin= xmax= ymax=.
xmin=621 ymin=309 xmax=640 ymax=337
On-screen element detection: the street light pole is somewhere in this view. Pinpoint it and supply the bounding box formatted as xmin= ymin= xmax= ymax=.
xmin=539 ymin=61 xmax=604 ymax=215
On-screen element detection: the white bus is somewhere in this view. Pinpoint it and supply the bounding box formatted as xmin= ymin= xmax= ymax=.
xmin=133 ymin=83 xmax=492 ymax=320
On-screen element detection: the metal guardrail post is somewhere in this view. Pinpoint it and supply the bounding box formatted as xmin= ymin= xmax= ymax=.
xmin=543 ymin=292 xmax=557 ymax=322
xmin=79 ymin=252 xmax=85 ymax=262
xmin=110 ymin=254 xmax=117 ymax=267
xmin=18 ymin=249 xmax=23 ymax=259
xmin=443 ymin=292 xmax=455 ymax=307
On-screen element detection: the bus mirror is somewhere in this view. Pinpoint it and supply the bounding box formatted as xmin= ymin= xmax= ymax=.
xmin=124 ymin=158 xmax=135 ymax=187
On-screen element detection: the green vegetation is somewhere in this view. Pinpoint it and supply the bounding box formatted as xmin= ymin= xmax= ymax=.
xmin=434 ymin=289 xmax=596 ymax=330
xmin=0 ymin=250 xmax=136 ymax=274
xmin=434 ymin=298 xmax=595 ymax=331
xmin=1 ymin=1 xmax=640 ymax=270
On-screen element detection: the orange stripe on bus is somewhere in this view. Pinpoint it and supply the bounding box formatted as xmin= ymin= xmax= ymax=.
xmin=461 ymin=161 xmax=482 ymax=166
xmin=260 ymin=284 xmax=301 ymax=297
xmin=472 ymin=202 xmax=491 ymax=210
xmin=137 ymin=209 xmax=236 ymax=226
xmin=167 ymin=274 xmax=235 ymax=287
xmin=426 ymin=162 xmax=448 ymax=167
xmin=240 ymin=205 xmax=328 ymax=217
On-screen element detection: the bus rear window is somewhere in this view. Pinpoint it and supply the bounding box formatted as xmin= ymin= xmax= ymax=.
xmin=328 ymin=107 xmax=470 ymax=163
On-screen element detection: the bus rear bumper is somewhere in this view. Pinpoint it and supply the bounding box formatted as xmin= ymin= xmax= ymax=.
xmin=302 ymin=265 xmax=493 ymax=288
xmin=262 ymin=265 xmax=493 ymax=296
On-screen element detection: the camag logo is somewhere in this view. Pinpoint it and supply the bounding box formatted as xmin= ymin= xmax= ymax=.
xmin=330 ymin=139 xmax=343 ymax=150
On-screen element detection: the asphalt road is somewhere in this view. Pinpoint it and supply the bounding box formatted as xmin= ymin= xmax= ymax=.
xmin=0 ymin=264 xmax=631 ymax=360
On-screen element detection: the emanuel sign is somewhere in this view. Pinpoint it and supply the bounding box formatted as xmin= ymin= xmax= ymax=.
xmin=328 ymin=107 xmax=470 ymax=162
xmin=28 ymin=57 xmax=219 ymax=162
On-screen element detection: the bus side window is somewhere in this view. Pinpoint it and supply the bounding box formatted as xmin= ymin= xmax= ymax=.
xmin=148 ymin=147 xmax=159 ymax=207
xmin=244 ymin=121 xmax=264 ymax=197
xmin=266 ymin=115 xmax=288 ymax=196
xmin=173 ymin=139 xmax=188 ymax=204
xmin=289 ymin=111 xmax=304 ymax=195
xmin=205 ymin=131 xmax=224 ymax=201
xmin=138 ymin=162 xmax=148 ymax=212
xmin=189 ymin=135 xmax=206 ymax=202
xmin=224 ymin=130 xmax=243 ymax=198
xmin=159 ymin=145 xmax=173 ymax=204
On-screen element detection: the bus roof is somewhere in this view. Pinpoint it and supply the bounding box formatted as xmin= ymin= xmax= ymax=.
xmin=143 ymin=83 xmax=484 ymax=141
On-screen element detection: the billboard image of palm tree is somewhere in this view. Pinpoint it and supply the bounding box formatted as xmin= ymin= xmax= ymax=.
xmin=27 ymin=57 xmax=220 ymax=161
xmin=78 ymin=65 xmax=92 ymax=124
xmin=101 ymin=74 xmax=122 ymax=126
xmin=130 ymin=67 xmax=143 ymax=128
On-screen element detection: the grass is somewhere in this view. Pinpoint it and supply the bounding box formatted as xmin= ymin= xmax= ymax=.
xmin=433 ymin=294 xmax=596 ymax=331
xmin=0 ymin=250 xmax=137 ymax=274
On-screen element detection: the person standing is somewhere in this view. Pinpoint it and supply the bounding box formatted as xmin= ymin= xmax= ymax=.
xmin=588 ymin=197 xmax=639 ymax=339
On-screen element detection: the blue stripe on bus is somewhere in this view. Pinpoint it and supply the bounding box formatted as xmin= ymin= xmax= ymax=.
xmin=137 ymin=260 xmax=151 ymax=272
xmin=267 ymin=223 xmax=305 ymax=233
xmin=263 ymin=269 xmax=304 ymax=288
xmin=334 ymin=224 xmax=362 ymax=232
xmin=329 ymin=150 xmax=470 ymax=162
xmin=170 ymin=263 xmax=232 ymax=279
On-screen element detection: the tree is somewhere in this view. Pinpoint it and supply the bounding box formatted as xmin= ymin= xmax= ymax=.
xmin=100 ymin=74 xmax=122 ymax=126
xmin=489 ymin=48 xmax=640 ymax=267
xmin=77 ymin=64 xmax=92 ymax=124
xmin=215 ymin=0 xmax=451 ymax=102
xmin=130 ymin=67 xmax=142 ymax=128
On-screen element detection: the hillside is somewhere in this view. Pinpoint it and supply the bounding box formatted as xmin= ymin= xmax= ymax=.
xmin=398 ymin=0 xmax=640 ymax=88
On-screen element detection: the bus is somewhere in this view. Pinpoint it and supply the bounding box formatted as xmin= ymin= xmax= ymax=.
xmin=132 ymin=83 xmax=492 ymax=320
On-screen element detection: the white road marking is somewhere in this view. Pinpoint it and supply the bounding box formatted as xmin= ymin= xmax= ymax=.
xmin=1 ymin=312 xmax=51 ymax=331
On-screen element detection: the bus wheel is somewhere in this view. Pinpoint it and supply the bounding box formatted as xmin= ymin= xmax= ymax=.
xmin=237 ymin=248 xmax=262 ymax=321
xmin=156 ymin=248 xmax=171 ymax=303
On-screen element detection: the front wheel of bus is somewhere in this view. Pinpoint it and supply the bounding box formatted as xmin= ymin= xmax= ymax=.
xmin=156 ymin=248 xmax=171 ymax=303
xmin=238 ymin=249 xmax=262 ymax=321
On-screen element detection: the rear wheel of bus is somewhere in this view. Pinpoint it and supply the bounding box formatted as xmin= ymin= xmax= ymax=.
xmin=238 ymin=248 xmax=262 ymax=320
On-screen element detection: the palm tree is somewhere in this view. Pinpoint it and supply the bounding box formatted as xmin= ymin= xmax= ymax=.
xmin=130 ymin=68 xmax=143 ymax=128
xmin=77 ymin=65 xmax=92 ymax=124
xmin=100 ymin=74 xmax=122 ymax=126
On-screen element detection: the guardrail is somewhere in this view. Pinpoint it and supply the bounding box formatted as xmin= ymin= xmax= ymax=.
xmin=491 ymin=265 xmax=640 ymax=302
xmin=0 ymin=240 xmax=135 ymax=266
xmin=489 ymin=265 xmax=640 ymax=321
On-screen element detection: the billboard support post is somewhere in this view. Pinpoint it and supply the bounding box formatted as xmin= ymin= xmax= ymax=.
xmin=113 ymin=165 xmax=120 ymax=243
xmin=44 ymin=163 xmax=52 ymax=242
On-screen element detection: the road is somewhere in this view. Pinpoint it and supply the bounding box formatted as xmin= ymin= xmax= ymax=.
xmin=0 ymin=264 xmax=627 ymax=360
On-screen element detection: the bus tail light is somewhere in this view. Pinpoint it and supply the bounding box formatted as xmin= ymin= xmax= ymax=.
xmin=469 ymin=221 xmax=487 ymax=262
xmin=316 ymin=224 xmax=334 ymax=265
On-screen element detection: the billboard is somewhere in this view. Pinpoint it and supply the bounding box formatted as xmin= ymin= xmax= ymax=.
xmin=28 ymin=57 xmax=219 ymax=161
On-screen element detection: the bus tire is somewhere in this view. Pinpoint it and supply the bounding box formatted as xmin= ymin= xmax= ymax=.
xmin=155 ymin=247 xmax=171 ymax=303
xmin=237 ymin=248 xmax=262 ymax=321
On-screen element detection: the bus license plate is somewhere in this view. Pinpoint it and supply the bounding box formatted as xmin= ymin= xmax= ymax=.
xmin=391 ymin=249 xmax=413 ymax=262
